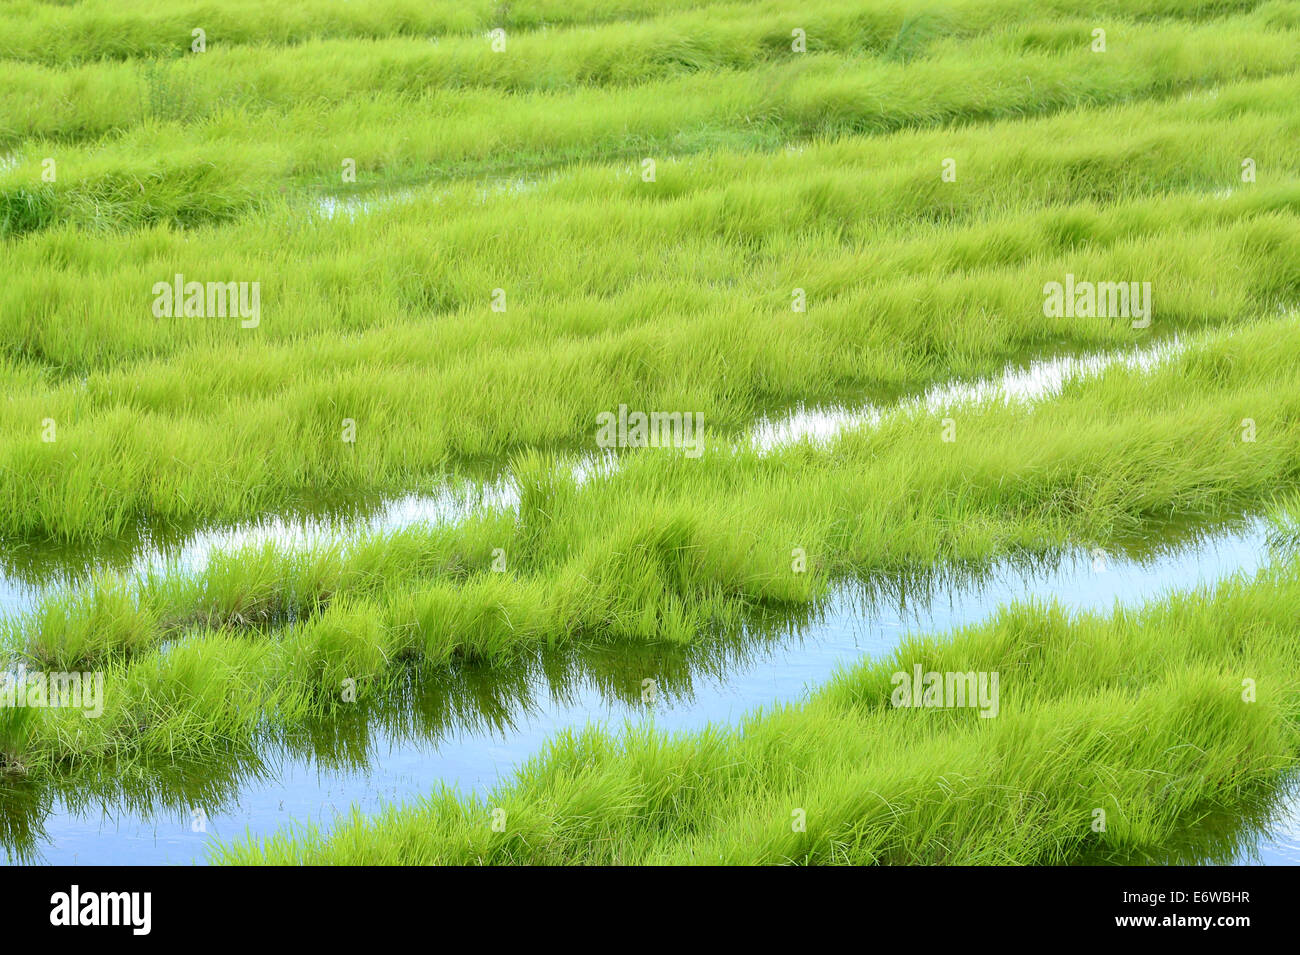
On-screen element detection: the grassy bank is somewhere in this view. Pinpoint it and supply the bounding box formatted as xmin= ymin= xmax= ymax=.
xmin=5 ymin=13 xmax=1298 ymax=231
xmin=3 ymin=313 xmax=1299 ymax=779
xmin=2 ymin=0 xmax=1299 ymax=543
xmin=3 ymin=130 xmax=1299 ymax=537
xmin=211 ymin=556 xmax=1300 ymax=864
xmin=4 ymin=0 xmax=1285 ymax=143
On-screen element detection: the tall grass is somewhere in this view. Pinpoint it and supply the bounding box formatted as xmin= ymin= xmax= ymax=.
xmin=3 ymin=82 xmax=1299 ymax=538
xmin=4 ymin=12 xmax=1297 ymax=222
xmin=4 ymin=0 xmax=1300 ymax=864
xmin=211 ymin=557 xmax=1300 ymax=864
xmin=5 ymin=313 xmax=1299 ymax=684
xmin=0 ymin=0 xmax=741 ymax=65
xmin=0 ymin=0 xmax=1271 ymax=66
xmin=2 ymin=0 xmax=1282 ymax=143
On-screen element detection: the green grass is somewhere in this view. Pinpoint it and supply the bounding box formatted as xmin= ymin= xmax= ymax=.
xmin=3 ymin=1 xmax=1299 ymax=543
xmin=0 ymin=0 xmax=741 ymax=65
xmin=3 ymin=0 xmax=1283 ymax=143
xmin=211 ymin=557 xmax=1300 ymax=864
xmin=3 ymin=0 xmax=1300 ymax=866
xmin=3 ymin=90 xmax=1299 ymax=538
xmin=5 ymin=9 xmax=1298 ymax=229
xmin=0 ymin=0 xmax=1272 ymax=67
xmin=4 ymin=312 xmax=1299 ymax=783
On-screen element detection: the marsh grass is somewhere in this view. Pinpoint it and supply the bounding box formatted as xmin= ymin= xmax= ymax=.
xmin=4 ymin=314 xmax=1300 ymax=783
xmin=3 ymin=163 xmax=1300 ymax=536
xmin=4 ymin=8 xmax=1298 ymax=232
xmin=210 ymin=558 xmax=1300 ymax=864
xmin=4 ymin=0 xmax=1300 ymax=864
xmin=0 ymin=0 xmax=1271 ymax=68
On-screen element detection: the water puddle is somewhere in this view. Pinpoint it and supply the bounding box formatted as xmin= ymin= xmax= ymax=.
xmin=3 ymin=517 xmax=1294 ymax=865
xmin=750 ymin=336 xmax=1181 ymax=450
xmin=312 ymin=190 xmax=418 ymax=220
xmin=310 ymin=178 xmax=537 ymax=221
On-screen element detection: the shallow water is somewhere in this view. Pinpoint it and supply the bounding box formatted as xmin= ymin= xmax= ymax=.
xmin=310 ymin=178 xmax=537 ymax=221
xmin=749 ymin=336 xmax=1180 ymax=450
xmin=3 ymin=518 xmax=1294 ymax=865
